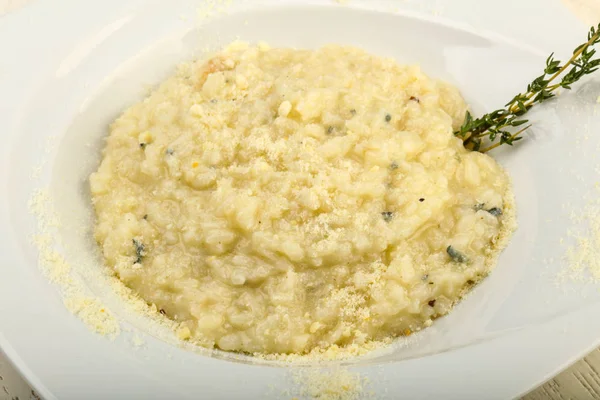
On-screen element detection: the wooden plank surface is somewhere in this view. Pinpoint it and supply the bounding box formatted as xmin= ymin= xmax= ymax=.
xmin=524 ymin=348 xmax=600 ymax=399
xmin=2 ymin=0 xmax=600 ymax=399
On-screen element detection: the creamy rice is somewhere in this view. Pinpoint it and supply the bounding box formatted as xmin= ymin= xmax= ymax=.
xmin=90 ymin=42 xmax=515 ymax=354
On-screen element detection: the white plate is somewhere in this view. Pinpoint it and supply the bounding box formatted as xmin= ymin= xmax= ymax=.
xmin=1 ymin=0 xmax=600 ymax=399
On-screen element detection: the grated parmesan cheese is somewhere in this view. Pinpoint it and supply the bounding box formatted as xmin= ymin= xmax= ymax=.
xmin=28 ymin=189 xmax=120 ymax=338
xmin=289 ymin=367 xmax=372 ymax=400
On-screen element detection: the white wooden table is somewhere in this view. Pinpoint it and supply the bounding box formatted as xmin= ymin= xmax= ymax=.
xmin=2 ymin=0 xmax=600 ymax=399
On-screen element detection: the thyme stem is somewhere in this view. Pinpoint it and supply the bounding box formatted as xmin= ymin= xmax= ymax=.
xmin=456 ymin=23 xmax=600 ymax=152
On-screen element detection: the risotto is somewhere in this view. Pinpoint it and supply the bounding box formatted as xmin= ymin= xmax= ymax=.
xmin=90 ymin=42 xmax=515 ymax=354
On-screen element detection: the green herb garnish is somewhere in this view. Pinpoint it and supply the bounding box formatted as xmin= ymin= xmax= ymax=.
xmin=447 ymin=245 xmax=468 ymax=263
xmin=381 ymin=211 xmax=394 ymax=222
xmin=487 ymin=207 xmax=502 ymax=217
xmin=133 ymin=238 xmax=146 ymax=264
xmin=456 ymin=23 xmax=600 ymax=153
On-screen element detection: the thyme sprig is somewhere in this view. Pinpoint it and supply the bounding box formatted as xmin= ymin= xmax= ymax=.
xmin=456 ymin=23 xmax=600 ymax=153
